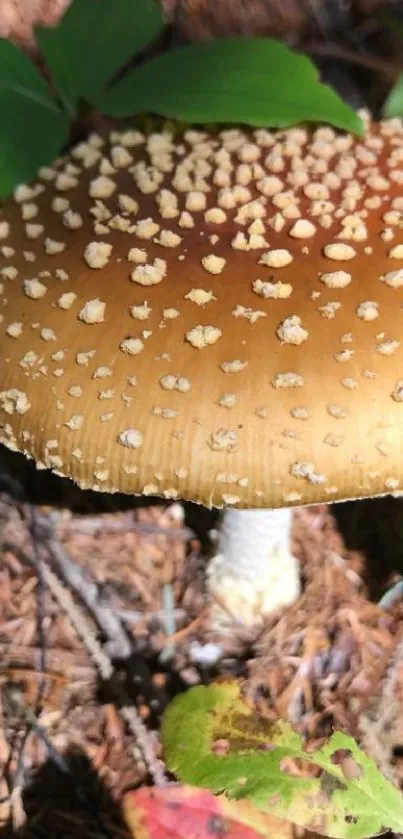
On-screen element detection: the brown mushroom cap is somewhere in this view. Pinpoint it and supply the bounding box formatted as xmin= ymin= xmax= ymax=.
xmin=1 ymin=115 xmax=403 ymax=508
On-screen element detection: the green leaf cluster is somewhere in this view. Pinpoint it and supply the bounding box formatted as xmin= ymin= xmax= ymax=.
xmin=162 ymin=681 xmax=403 ymax=839
xmin=0 ymin=0 xmax=363 ymax=199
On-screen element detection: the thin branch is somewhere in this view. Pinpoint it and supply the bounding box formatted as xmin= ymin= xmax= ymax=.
xmin=39 ymin=562 xmax=113 ymax=681
xmin=39 ymin=559 xmax=167 ymax=785
xmin=57 ymin=515 xmax=194 ymax=541
xmin=117 ymin=607 xmax=188 ymax=624
xmin=28 ymin=507 xmax=48 ymax=713
xmin=4 ymin=683 xmax=115 ymax=839
xmin=3 ymin=501 xmax=169 ymax=785
xmin=303 ymin=40 xmax=401 ymax=80
xmin=120 ymin=707 xmax=167 ymax=787
xmin=6 ymin=687 xmax=70 ymax=776
xmin=35 ymin=511 xmax=132 ymax=660
xmin=6 ymin=707 xmax=32 ymax=832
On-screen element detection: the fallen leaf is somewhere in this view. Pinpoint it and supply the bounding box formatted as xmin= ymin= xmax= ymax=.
xmin=123 ymin=784 xmax=294 ymax=839
xmin=162 ymin=681 xmax=403 ymax=838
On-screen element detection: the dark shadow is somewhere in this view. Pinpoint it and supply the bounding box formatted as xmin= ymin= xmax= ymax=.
xmin=0 ymin=749 xmax=131 ymax=839
xmin=332 ymin=496 xmax=403 ymax=601
xmin=0 ymin=445 xmax=219 ymax=545
xmin=0 ymin=444 xmax=157 ymax=513
xmin=5 ymin=444 xmax=403 ymax=602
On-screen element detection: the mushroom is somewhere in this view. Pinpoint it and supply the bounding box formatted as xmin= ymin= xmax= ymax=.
xmin=1 ymin=113 xmax=403 ymax=627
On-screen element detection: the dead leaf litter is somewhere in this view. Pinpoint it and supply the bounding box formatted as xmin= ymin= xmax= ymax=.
xmin=1 ymin=490 xmax=403 ymax=834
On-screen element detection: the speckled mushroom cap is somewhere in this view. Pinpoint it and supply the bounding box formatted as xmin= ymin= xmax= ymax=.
xmin=2 ymin=113 xmax=403 ymax=508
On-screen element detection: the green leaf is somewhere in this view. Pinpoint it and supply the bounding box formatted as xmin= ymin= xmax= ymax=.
xmin=0 ymin=38 xmax=70 ymax=198
xmin=35 ymin=0 xmax=163 ymax=111
xmin=34 ymin=24 xmax=78 ymax=116
xmin=162 ymin=681 xmax=403 ymax=839
xmin=94 ymin=37 xmax=364 ymax=134
xmin=383 ymin=73 xmax=403 ymax=118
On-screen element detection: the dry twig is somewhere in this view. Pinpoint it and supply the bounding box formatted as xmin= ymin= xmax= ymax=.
xmin=37 ymin=558 xmax=167 ymax=785
xmin=40 ymin=562 xmax=114 ymax=682
xmin=57 ymin=513 xmax=194 ymax=541
xmin=303 ymin=39 xmax=402 ymax=80
xmin=1 ymin=499 xmax=170 ymax=786
xmin=41 ymin=526 xmax=132 ymax=660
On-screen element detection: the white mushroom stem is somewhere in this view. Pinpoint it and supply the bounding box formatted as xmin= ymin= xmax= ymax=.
xmin=207 ymin=508 xmax=300 ymax=628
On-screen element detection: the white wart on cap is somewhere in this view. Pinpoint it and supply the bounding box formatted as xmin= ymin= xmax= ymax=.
xmin=1 ymin=116 xmax=403 ymax=508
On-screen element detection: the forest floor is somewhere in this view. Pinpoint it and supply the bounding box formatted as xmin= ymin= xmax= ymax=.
xmin=1 ymin=449 xmax=403 ymax=837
